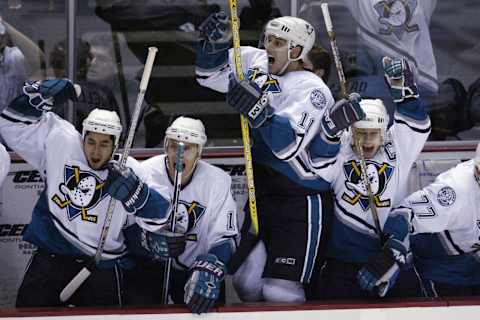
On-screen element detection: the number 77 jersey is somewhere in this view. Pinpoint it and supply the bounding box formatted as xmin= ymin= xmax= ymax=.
xmin=396 ymin=160 xmax=480 ymax=285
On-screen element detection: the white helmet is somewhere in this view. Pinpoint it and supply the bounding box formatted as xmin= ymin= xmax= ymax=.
xmin=264 ymin=16 xmax=315 ymax=61
xmin=165 ymin=116 xmax=207 ymax=153
xmin=353 ymin=99 xmax=389 ymax=139
xmin=82 ymin=108 xmax=122 ymax=147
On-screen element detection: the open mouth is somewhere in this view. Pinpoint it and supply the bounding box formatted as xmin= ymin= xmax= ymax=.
xmin=362 ymin=146 xmax=375 ymax=156
xmin=268 ymin=55 xmax=275 ymax=65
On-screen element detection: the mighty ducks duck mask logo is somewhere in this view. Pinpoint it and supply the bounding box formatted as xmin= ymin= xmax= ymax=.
xmin=173 ymin=200 xmax=206 ymax=234
xmin=246 ymin=68 xmax=281 ymax=94
xmin=52 ymin=165 xmax=106 ymax=223
xmin=342 ymin=160 xmax=394 ymax=211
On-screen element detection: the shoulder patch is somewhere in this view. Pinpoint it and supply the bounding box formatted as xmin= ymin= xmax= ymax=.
xmin=310 ymin=89 xmax=327 ymax=109
xmin=437 ymin=186 xmax=456 ymax=207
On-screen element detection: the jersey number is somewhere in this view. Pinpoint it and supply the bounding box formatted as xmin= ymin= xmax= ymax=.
xmin=411 ymin=194 xmax=436 ymax=218
xmin=298 ymin=112 xmax=314 ymax=132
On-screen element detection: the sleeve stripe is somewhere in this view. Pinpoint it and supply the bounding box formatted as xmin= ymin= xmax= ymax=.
xmin=1 ymin=113 xmax=34 ymax=125
xmin=394 ymin=118 xmax=431 ymax=133
xmin=275 ymin=133 xmax=305 ymax=161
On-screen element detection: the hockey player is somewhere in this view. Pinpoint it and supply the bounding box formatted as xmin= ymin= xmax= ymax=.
xmin=0 ymin=79 xmax=173 ymax=307
xmin=309 ymin=57 xmax=431 ymax=299
xmin=123 ymin=116 xmax=238 ymax=314
xmin=195 ymin=12 xmax=365 ymax=302
xmin=365 ymin=143 xmax=480 ymax=297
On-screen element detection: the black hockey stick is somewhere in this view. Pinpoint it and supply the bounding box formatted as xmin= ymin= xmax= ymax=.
xmin=162 ymin=142 xmax=185 ymax=305
xmin=60 ymin=47 xmax=158 ymax=303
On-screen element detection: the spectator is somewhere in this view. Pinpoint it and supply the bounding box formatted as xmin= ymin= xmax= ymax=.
xmin=49 ymin=38 xmax=120 ymax=135
xmin=0 ymin=19 xmax=26 ymax=112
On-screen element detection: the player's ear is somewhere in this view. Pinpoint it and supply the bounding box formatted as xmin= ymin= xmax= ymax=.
xmin=291 ymin=46 xmax=302 ymax=60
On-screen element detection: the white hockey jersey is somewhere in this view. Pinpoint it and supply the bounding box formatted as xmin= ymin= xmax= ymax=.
xmin=0 ymin=112 xmax=171 ymax=261
xmin=309 ymin=110 xmax=431 ymax=263
xmin=197 ymin=46 xmax=335 ymax=162
xmin=399 ymin=160 xmax=480 ymax=284
xmin=140 ymin=155 xmax=238 ymax=268
xmin=341 ymin=0 xmax=437 ymax=91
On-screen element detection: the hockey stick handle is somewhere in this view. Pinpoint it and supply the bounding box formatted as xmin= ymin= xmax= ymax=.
xmin=60 ymin=47 xmax=158 ymax=303
xmin=321 ymin=3 xmax=347 ymax=97
xmin=321 ymin=4 xmax=383 ymax=238
xmin=229 ymin=0 xmax=259 ymax=236
xmin=355 ymin=135 xmax=383 ymax=238
xmin=120 ymin=46 xmax=158 ymax=167
xmin=162 ymin=142 xmax=185 ymax=305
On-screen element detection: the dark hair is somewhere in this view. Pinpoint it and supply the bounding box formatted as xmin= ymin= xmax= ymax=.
xmin=49 ymin=39 xmax=92 ymax=79
xmin=306 ymin=46 xmax=331 ymax=82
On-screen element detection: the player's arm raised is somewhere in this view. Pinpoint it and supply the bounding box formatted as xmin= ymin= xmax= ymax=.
xmin=0 ymin=79 xmax=79 ymax=172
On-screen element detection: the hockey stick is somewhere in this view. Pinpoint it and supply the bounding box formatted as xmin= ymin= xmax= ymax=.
xmin=228 ymin=0 xmax=259 ymax=236
xmin=162 ymin=142 xmax=185 ymax=305
xmin=229 ymin=0 xmax=258 ymax=235
xmin=60 ymin=47 xmax=158 ymax=303
xmin=321 ymin=3 xmax=383 ymax=238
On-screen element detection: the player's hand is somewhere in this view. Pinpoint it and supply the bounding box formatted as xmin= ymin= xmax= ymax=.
xmin=198 ymin=11 xmax=231 ymax=43
xmin=195 ymin=11 xmax=231 ymax=71
xmin=321 ymin=92 xmax=364 ymax=138
xmin=383 ymin=57 xmax=419 ymax=103
xmin=227 ymin=73 xmax=273 ymax=128
xmin=141 ymin=229 xmax=186 ymax=260
xmin=104 ymin=160 xmax=149 ymax=214
xmin=357 ymin=237 xmax=408 ymax=297
xmin=184 ymin=254 xmax=226 ymax=314
xmin=7 ymin=79 xmax=79 ymax=118
xmin=23 ymin=79 xmax=78 ymax=111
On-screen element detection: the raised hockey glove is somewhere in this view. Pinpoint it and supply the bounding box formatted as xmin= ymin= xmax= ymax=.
xmin=184 ymin=253 xmax=226 ymax=314
xmin=321 ymin=92 xmax=364 ymax=138
xmin=198 ymin=11 xmax=230 ymax=42
xmin=357 ymin=238 xmax=409 ymax=297
xmin=104 ymin=161 xmax=149 ymax=214
xmin=227 ymin=73 xmax=274 ymax=128
xmin=196 ymin=11 xmax=231 ymax=71
xmin=8 ymin=79 xmax=78 ymax=118
xmin=383 ymin=57 xmax=419 ymax=103
xmin=141 ymin=228 xmax=186 ymax=260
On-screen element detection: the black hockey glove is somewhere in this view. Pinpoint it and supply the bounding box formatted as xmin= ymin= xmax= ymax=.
xmin=321 ymin=92 xmax=364 ymax=138
xmin=196 ymin=11 xmax=231 ymax=71
xmin=227 ymin=73 xmax=274 ymax=128
xmin=8 ymin=79 xmax=78 ymax=118
xmin=184 ymin=253 xmax=226 ymax=314
xmin=357 ymin=238 xmax=409 ymax=297
xmin=141 ymin=229 xmax=186 ymax=260
xmin=383 ymin=57 xmax=419 ymax=103
xmin=104 ymin=161 xmax=149 ymax=214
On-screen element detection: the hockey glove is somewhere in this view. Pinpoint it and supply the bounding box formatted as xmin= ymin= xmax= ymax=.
xmin=321 ymin=92 xmax=364 ymax=138
xmin=227 ymin=73 xmax=274 ymax=128
xmin=383 ymin=57 xmax=419 ymax=103
xmin=104 ymin=161 xmax=149 ymax=214
xmin=196 ymin=11 xmax=231 ymax=71
xmin=141 ymin=228 xmax=186 ymax=260
xmin=8 ymin=79 xmax=78 ymax=118
xmin=357 ymin=238 xmax=409 ymax=297
xmin=184 ymin=253 xmax=226 ymax=314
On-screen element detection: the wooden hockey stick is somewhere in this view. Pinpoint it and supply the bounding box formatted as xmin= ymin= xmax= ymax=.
xmin=60 ymin=47 xmax=158 ymax=303
xmin=162 ymin=142 xmax=185 ymax=305
xmin=321 ymin=3 xmax=383 ymax=238
xmin=228 ymin=0 xmax=259 ymax=236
